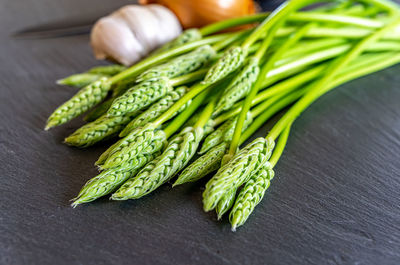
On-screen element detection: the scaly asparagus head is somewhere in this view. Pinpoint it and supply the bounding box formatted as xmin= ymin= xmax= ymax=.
xmin=137 ymin=45 xmax=216 ymax=81
xmin=119 ymin=86 xmax=188 ymax=137
xmin=216 ymin=188 xmax=237 ymax=220
xmin=199 ymin=112 xmax=253 ymax=154
xmin=111 ymin=126 xmax=204 ymax=200
xmin=71 ymin=143 xmax=161 ymax=206
xmin=203 ymin=137 xmax=274 ymax=211
xmin=214 ymin=57 xmax=260 ymax=115
xmin=107 ymin=77 xmax=173 ymax=117
xmin=101 ymin=123 xmax=167 ymax=170
xmin=72 ymin=133 xmax=169 ymax=206
xmin=65 ymin=112 xmax=136 ymax=148
xmin=229 ymin=163 xmax=275 ymax=231
xmin=173 ymin=142 xmax=229 ymax=186
xmin=202 ymin=46 xmax=246 ymax=85
xmin=46 ymin=77 xmax=112 ymax=129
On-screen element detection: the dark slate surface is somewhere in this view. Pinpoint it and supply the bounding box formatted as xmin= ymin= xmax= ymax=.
xmin=1 ymin=1 xmax=400 ymax=264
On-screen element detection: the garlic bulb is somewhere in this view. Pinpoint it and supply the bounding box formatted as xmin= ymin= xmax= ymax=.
xmin=91 ymin=4 xmax=182 ymax=66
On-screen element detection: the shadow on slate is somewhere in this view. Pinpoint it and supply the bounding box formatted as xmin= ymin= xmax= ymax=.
xmin=0 ymin=0 xmax=400 ymax=265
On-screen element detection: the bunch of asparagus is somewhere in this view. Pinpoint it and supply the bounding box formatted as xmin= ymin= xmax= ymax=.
xmin=47 ymin=0 xmax=400 ymax=231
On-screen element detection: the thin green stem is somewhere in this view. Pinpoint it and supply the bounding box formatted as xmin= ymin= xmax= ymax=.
xmin=363 ymin=0 xmax=400 ymax=15
xmin=197 ymin=2 xmax=391 ymax=36
xmin=153 ymin=83 xmax=209 ymax=127
xmin=212 ymin=30 xmax=251 ymax=51
xmin=239 ymin=51 xmax=400 ymax=148
xmin=169 ymin=68 xmax=208 ymax=86
xmin=263 ymin=40 xmax=400 ymax=88
xmin=241 ymin=89 xmax=306 ymax=144
xmin=276 ymin=25 xmax=400 ymax=40
xmin=199 ymin=13 xmax=269 ymax=36
xmin=269 ymin=124 xmax=292 ymax=168
xmin=163 ymin=88 xmax=211 ymax=138
xmin=242 ymin=0 xmax=314 ymax=50
xmin=229 ymin=22 xmax=313 ymax=156
xmin=195 ymin=96 xmax=218 ymax=128
xmin=289 ymin=12 xmax=384 ymax=28
xmin=214 ymin=42 xmax=400 ymax=127
xmin=253 ymin=26 xmax=278 ymax=61
xmin=282 ymin=38 xmax=349 ymax=59
xmin=268 ymin=18 xmax=400 ymax=140
xmin=109 ymin=33 xmax=232 ymax=84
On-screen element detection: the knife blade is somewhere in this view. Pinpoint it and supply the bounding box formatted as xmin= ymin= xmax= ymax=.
xmin=12 ymin=18 xmax=96 ymax=39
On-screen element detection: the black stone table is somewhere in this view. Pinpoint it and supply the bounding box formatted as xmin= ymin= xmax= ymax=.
xmin=1 ymin=1 xmax=400 ymax=264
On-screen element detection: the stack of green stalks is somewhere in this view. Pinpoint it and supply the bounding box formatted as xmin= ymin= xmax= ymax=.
xmin=47 ymin=0 xmax=400 ymax=231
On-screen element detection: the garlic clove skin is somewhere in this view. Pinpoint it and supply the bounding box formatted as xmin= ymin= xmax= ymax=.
xmin=90 ymin=4 xmax=182 ymax=66
xmin=91 ymin=16 xmax=146 ymax=66
xmin=115 ymin=5 xmax=161 ymax=52
xmin=146 ymin=4 xmax=182 ymax=44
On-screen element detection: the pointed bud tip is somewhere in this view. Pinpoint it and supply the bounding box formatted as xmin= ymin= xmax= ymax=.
xmin=70 ymin=201 xmax=80 ymax=208
xmin=110 ymin=193 xmax=126 ymax=201
xmin=56 ymin=79 xmax=67 ymax=85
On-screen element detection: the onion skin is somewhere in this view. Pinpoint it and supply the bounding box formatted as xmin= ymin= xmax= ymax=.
xmin=139 ymin=0 xmax=257 ymax=29
xmin=90 ymin=4 xmax=182 ymax=66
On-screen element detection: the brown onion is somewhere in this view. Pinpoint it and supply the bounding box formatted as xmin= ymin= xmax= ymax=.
xmin=139 ymin=0 xmax=257 ymax=29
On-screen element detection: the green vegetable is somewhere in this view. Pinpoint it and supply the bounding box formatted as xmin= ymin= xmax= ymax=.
xmin=54 ymin=1 xmax=400 ymax=231
xmin=57 ymin=65 xmax=126 ymax=88
xmin=112 ymin=126 xmax=204 ymax=200
xmin=119 ymin=86 xmax=187 ymax=137
xmin=87 ymin=64 xmax=127 ymax=75
xmin=138 ymin=45 xmax=216 ymax=81
xmin=46 ymin=77 xmax=111 ymax=129
xmin=216 ymin=189 xmax=237 ymax=220
xmin=199 ymin=112 xmax=253 ymax=154
xmin=202 ymin=46 xmax=246 ymax=84
xmin=57 ymin=73 xmax=105 ymax=88
xmin=214 ymin=57 xmax=260 ymax=115
xmin=101 ymin=124 xmax=167 ymax=170
xmin=229 ymin=163 xmax=275 ymax=231
xmin=203 ymin=137 xmax=274 ymax=211
xmin=174 ymin=142 xmax=229 ymax=186
xmin=153 ymin=29 xmax=202 ymax=55
xmin=72 ymin=143 xmax=162 ymax=206
xmin=107 ymin=77 xmax=173 ymax=117
xmin=83 ymin=98 xmax=114 ymax=122
xmin=65 ymin=113 xmax=136 ymax=147
xmin=95 ymin=138 xmax=123 ymax=166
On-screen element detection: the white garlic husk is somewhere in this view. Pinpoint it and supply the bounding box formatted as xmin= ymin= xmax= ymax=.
xmin=91 ymin=4 xmax=182 ymax=66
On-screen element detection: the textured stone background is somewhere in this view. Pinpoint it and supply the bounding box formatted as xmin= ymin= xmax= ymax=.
xmin=1 ymin=1 xmax=400 ymax=264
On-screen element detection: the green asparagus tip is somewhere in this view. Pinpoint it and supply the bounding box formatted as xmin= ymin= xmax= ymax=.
xmin=70 ymin=198 xmax=83 ymax=208
xmin=44 ymin=123 xmax=53 ymax=131
xmin=217 ymin=213 xmax=223 ymax=221
xmin=229 ymin=211 xmax=243 ymax=231
xmin=109 ymin=193 xmax=129 ymax=201
xmin=202 ymin=198 xmax=217 ymax=212
xmin=118 ymin=130 xmax=129 ymax=138
xmin=221 ymin=153 xmax=233 ymax=165
xmin=64 ymin=135 xmax=79 ymax=146
xmin=45 ymin=118 xmax=60 ymax=130
xmin=56 ymin=79 xmax=67 ymax=85
xmin=171 ymin=178 xmax=184 ymax=188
